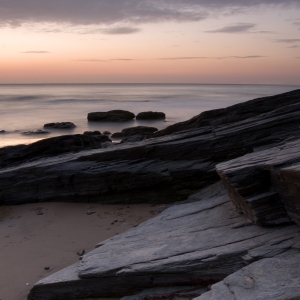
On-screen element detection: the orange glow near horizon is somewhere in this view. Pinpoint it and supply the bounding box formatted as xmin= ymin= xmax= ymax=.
xmin=1 ymin=4 xmax=300 ymax=84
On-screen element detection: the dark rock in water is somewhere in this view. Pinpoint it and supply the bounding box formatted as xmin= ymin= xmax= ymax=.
xmin=122 ymin=126 xmax=158 ymax=137
xmin=121 ymin=134 xmax=147 ymax=143
xmin=88 ymin=110 xmax=135 ymax=122
xmin=44 ymin=122 xmax=76 ymax=129
xmin=103 ymin=131 xmax=111 ymax=135
xmin=0 ymin=130 xmax=6 ymax=134
xmin=111 ymin=132 xmax=123 ymax=138
xmin=195 ymin=253 xmax=300 ymax=300
xmin=119 ymin=126 xmax=158 ymax=143
xmin=217 ymin=138 xmax=300 ymax=226
xmin=136 ymin=111 xmax=165 ymax=120
xmin=21 ymin=130 xmax=50 ymax=135
xmin=83 ymin=131 xmax=101 ymax=136
xmin=27 ymin=183 xmax=300 ymax=299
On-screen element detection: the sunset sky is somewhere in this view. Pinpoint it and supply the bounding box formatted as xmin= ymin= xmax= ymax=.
xmin=0 ymin=0 xmax=300 ymax=84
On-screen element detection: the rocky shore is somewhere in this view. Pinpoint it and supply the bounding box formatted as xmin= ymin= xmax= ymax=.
xmin=1 ymin=90 xmax=300 ymax=299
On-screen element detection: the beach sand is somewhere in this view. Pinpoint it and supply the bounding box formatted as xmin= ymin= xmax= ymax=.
xmin=0 ymin=202 xmax=164 ymax=300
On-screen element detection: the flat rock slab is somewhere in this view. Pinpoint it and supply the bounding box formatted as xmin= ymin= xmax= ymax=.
xmin=194 ymin=253 xmax=300 ymax=300
xmin=217 ymin=139 xmax=300 ymax=226
xmin=28 ymin=183 xmax=299 ymax=300
xmin=88 ymin=110 xmax=135 ymax=122
xmin=44 ymin=122 xmax=76 ymax=129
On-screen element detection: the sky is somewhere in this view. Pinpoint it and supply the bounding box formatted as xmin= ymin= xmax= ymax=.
xmin=0 ymin=0 xmax=300 ymax=84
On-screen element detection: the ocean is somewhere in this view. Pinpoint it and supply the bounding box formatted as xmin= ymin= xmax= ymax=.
xmin=0 ymin=84 xmax=299 ymax=148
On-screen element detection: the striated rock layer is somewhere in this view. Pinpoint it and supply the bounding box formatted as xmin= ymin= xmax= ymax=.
xmin=217 ymin=139 xmax=300 ymax=226
xmin=27 ymin=183 xmax=300 ymax=300
xmin=1 ymin=90 xmax=300 ymax=299
xmin=1 ymin=90 xmax=300 ymax=205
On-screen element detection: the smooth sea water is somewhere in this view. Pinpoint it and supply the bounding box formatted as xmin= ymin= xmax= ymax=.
xmin=0 ymin=84 xmax=299 ymax=147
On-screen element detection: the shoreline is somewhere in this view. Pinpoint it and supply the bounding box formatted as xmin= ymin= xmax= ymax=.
xmin=0 ymin=202 xmax=163 ymax=300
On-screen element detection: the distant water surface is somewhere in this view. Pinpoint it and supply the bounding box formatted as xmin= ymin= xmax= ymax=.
xmin=0 ymin=84 xmax=299 ymax=147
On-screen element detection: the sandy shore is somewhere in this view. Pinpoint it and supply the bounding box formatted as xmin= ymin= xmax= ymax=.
xmin=0 ymin=202 xmax=164 ymax=300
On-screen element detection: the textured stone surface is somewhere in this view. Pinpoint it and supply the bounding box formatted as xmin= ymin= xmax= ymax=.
xmin=217 ymin=139 xmax=300 ymax=226
xmin=151 ymin=89 xmax=300 ymax=138
xmin=0 ymin=134 xmax=111 ymax=169
xmin=2 ymin=90 xmax=300 ymax=205
xmin=27 ymin=183 xmax=299 ymax=300
xmin=194 ymin=253 xmax=300 ymax=300
xmin=87 ymin=110 xmax=135 ymax=122
xmin=120 ymin=286 xmax=207 ymax=300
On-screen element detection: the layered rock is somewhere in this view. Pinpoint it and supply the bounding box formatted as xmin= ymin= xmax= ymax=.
xmin=0 ymin=134 xmax=111 ymax=169
xmin=1 ymin=90 xmax=300 ymax=299
xmin=217 ymin=139 xmax=300 ymax=226
xmin=27 ymin=183 xmax=300 ymax=300
xmin=87 ymin=110 xmax=135 ymax=122
xmin=151 ymin=89 xmax=300 ymax=138
xmin=2 ymin=90 xmax=300 ymax=205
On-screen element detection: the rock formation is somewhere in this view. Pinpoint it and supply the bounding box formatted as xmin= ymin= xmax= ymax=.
xmin=1 ymin=89 xmax=300 ymax=299
xmin=0 ymin=134 xmax=111 ymax=168
xmin=136 ymin=111 xmax=165 ymax=120
xmin=27 ymin=183 xmax=300 ymax=300
xmin=111 ymin=126 xmax=158 ymax=143
xmin=87 ymin=110 xmax=135 ymax=122
xmin=44 ymin=122 xmax=76 ymax=129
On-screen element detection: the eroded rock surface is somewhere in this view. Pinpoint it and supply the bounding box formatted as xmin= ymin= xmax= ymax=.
xmin=0 ymin=134 xmax=111 ymax=169
xmin=2 ymin=90 xmax=300 ymax=205
xmin=194 ymin=253 xmax=300 ymax=300
xmin=217 ymin=139 xmax=300 ymax=226
xmin=27 ymin=183 xmax=300 ymax=300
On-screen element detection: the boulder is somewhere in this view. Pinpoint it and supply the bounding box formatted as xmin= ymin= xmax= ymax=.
xmin=121 ymin=134 xmax=148 ymax=143
xmin=27 ymin=183 xmax=299 ymax=299
xmin=88 ymin=110 xmax=135 ymax=122
xmin=111 ymin=132 xmax=124 ymax=138
xmin=83 ymin=131 xmax=101 ymax=136
xmin=194 ymin=253 xmax=300 ymax=300
xmin=43 ymin=122 xmax=76 ymax=129
xmin=122 ymin=126 xmax=158 ymax=137
xmin=103 ymin=131 xmax=112 ymax=135
xmin=0 ymin=130 xmax=6 ymax=134
xmin=136 ymin=111 xmax=165 ymax=120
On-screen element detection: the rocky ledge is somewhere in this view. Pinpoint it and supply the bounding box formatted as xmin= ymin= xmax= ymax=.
xmin=1 ymin=90 xmax=300 ymax=299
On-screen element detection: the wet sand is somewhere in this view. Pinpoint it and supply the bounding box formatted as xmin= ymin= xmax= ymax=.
xmin=0 ymin=202 xmax=163 ymax=300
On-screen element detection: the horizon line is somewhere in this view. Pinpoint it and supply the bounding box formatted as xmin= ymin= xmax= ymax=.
xmin=0 ymin=83 xmax=299 ymax=86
